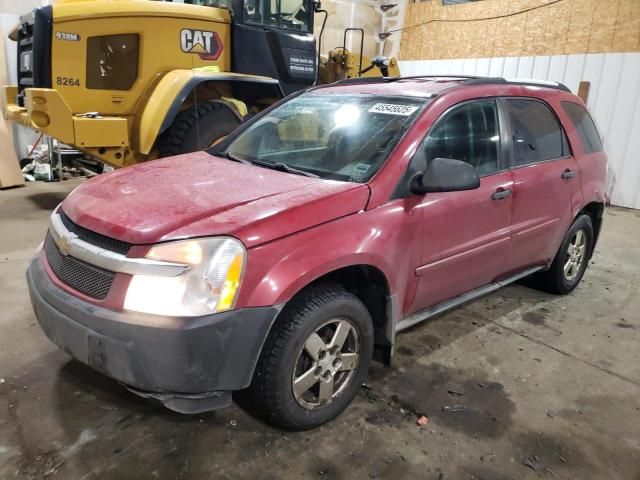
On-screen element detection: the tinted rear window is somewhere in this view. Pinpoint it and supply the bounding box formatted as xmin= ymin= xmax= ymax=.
xmin=561 ymin=102 xmax=603 ymax=154
xmin=505 ymin=99 xmax=569 ymax=166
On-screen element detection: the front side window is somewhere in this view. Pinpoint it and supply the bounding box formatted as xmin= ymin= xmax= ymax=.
xmin=561 ymin=101 xmax=603 ymax=154
xmin=418 ymin=99 xmax=501 ymax=177
xmin=243 ymin=0 xmax=310 ymax=32
xmin=505 ymin=99 xmax=568 ymax=166
xmin=224 ymin=94 xmax=427 ymax=182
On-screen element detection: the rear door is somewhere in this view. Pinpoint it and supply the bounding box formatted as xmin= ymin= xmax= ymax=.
xmin=500 ymin=97 xmax=583 ymax=275
xmin=410 ymin=99 xmax=514 ymax=312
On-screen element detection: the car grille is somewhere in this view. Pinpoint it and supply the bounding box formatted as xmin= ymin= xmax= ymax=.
xmin=44 ymin=234 xmax=115 ymax=300
xmin=59 ymin=211 xmax=131 ymax=255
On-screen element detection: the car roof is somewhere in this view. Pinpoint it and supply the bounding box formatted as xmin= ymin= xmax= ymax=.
xmin=311 ymin=76 xmax=572 ymax=99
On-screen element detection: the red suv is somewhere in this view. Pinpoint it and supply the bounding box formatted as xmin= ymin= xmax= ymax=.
xmin=28 ymin=76 xmax=607 ymax=430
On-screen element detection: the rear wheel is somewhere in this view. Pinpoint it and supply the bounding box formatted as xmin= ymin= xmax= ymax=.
xmin=246 ymin=284 xmax=374 ymax=430
xmin=535 ymin=214 xmax=594 ymax=294
xmin=157 ymin=101 xmax=241 ymax=157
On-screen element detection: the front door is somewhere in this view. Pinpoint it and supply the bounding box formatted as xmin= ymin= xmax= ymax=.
xmin=409 ymin=99 xmax=514 ymax=313
xmin=500 ymin=98 xmax=582 ymax=274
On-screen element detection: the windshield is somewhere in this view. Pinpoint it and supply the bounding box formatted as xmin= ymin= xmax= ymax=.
xmin=243 ymin=0 xmax=311 ymax=33
xmin=224 ymin=94 xmax=427 ymax=183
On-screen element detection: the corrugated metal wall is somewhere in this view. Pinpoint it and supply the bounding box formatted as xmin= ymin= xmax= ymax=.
xmin=400 ymin=53 xmax=640 ymax=210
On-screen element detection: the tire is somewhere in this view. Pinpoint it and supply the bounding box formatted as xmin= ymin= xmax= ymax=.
xmin=157 ymin=101 xmax=241 ymax=158
xmin=246 ymin=284 xmax=374 ymax=430
xmin=534 ymin=214 xmax=594 ymax=295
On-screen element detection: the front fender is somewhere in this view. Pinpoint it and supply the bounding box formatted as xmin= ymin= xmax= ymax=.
xmin=136 ymin=70 xmax=283 ymax=155
xmin=270 ymin=251 xmax=396 ymax=308
xmin=235 ymin=201 xmax=423 ymax=314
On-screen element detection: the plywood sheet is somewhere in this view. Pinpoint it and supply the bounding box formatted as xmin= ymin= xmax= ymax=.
xmin=543 ymin=0 xmax=572 ymax=54
xmin=612 ymin=0 xmax=640 ymax=52
xmin=588 ymin=1 xmax=619 ymax=53
xmin=565 ymin=0 xmax=597 ymax=54
xmin=401 ymin=0 xmax=640 ymax=61
xmin=502 ymin=0 xmax=529 ymax=56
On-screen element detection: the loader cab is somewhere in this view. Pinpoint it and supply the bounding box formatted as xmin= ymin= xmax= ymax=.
xmin=156 ymin=0 xmax=317 ymax=94
xmin=231 ymin=0 xmax=317 ymax=94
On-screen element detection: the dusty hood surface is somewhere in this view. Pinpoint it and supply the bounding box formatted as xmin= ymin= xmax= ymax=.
xmin=61 ymin=152 xmax=370 ymax=248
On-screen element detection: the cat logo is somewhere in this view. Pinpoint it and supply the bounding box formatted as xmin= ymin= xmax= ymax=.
xmin=180 ymin=29 xmax=223 ymax=61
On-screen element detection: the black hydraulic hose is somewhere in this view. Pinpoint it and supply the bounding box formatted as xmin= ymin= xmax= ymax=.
xmin=314 ymin=8 xmax=328 ymax=86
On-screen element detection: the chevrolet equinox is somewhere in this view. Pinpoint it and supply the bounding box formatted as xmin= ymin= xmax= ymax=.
xmin=28 ymin=76 xmax=607 ymax=430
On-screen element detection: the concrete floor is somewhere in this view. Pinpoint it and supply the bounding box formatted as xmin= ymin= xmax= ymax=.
xmin=1 ymin=179 xmax=639 ymax=480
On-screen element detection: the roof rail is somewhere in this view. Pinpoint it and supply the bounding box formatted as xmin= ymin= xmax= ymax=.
xmin=390 ymin=74 xmax=481 ymax=81
xmin=310 ymin=75 xmax=480 ymax=90
xmin=313 ymin=75 xmax=572 ymax=93
xmin=330 ymin=76 xmax=391 ymax=85
xmin=462 ymin=77 xmax=571 ymax=93
xmin=329 ymin=74 xmax=480 ymax=85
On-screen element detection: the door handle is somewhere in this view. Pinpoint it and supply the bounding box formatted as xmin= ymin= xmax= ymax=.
xmin=491 ymin=188 xmax=512 ymax=200
xmin=561 ymin=168 xmax=576 ymax=179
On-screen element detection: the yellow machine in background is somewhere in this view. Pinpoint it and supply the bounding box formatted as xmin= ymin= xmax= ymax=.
xmin=319 ymin=48 xmax=400 ymax=84
xmin=2 ymin=0 xmax=400 ymax=168
xmin=318 ymin=28 xmax=400 ymax=84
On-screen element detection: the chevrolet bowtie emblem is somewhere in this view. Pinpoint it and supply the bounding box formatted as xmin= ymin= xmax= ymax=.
xmin=57 ymin=234 xmax=72 ymax=256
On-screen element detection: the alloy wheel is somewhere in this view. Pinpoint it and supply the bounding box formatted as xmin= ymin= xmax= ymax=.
xmin=292 ymin=318 xmax=360 ymax=410
xmin=564 ymin=229 xmax=587 ymax=281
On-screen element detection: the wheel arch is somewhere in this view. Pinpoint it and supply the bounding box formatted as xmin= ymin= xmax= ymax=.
xmin=273 ymin=264 xmax=397 ymax=366
xmin=136 ymin=70 xmax=284 ymax=155
xmin=578 ymin=201 xmax=605 ymax=258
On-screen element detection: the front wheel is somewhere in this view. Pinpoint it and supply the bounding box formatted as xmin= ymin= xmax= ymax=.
xmin=246 ymin=285 xmax=374 ymax=430
xmin=535 ymin=214 xmax=594 ymax=294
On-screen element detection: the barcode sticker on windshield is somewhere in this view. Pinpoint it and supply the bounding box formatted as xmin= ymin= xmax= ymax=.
xmin=368 ymin=103 xmax=419 ymax=116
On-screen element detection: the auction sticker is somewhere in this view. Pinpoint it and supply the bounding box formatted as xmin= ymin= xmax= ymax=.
xmin=368 ymin=103 xmax=419 ymax=116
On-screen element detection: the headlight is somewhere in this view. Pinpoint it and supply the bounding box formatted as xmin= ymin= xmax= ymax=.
xmin=86 ymin=34 xmax=139 ymax=91
xmin=124 ymin=237 xmax=246 ymax=317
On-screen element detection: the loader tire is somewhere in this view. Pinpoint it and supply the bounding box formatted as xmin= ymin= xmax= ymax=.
xmin=157 ymin=101 xmax=241 ymax=158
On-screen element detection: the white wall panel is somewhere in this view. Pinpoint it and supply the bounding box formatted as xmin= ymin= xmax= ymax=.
xmin=545 ymin=56 xmax=565 ymax=84
xmin=462 ymin=58 xmax=478 ymax=75
xmin=487 ymin=57 xmax=504 ymax=77
xmin=517 ymin=57 xmax=535 ymax=78
xmin=561 ymin=54 xmax=585 ymax=94
xmin=502 ymin=57 xmax=520 ymax=78
xmin=531 ymin=56 xmax=551 ymax=80
xmin=399 ymin=53 xmax=640 ymax=209
xmin=475 ymin=58 xmax=491 ymax=77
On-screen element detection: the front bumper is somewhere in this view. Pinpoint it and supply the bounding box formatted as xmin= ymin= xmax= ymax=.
xmin=27 ymin=256 xmax=282 ymax=413
xmin=2 ymin=85 xmax=130 ymax=166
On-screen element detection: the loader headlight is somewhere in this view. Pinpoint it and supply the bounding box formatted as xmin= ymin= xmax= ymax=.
xmin=124 ymin=237 xmax=246 ymax=317
xmin=86 ymin=34 xmax=139 ymax=90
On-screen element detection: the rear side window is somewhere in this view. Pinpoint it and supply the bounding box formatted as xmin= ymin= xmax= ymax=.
xmin=561 ymin=102 xmax=603 ymax=154
xmin=505 ymin=99 xmax=568 ymax=167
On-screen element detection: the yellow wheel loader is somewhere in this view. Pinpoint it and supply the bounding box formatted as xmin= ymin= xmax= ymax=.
xmin=2 ymin=0 xmax=399 ymax=167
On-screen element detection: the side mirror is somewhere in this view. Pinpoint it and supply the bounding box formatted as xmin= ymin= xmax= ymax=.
xmin=410 ymin=157 xmax=480 ymax=195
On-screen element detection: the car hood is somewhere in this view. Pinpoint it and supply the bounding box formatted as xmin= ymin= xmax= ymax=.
xmin=61 ymin=152 xmax=370 ymax=248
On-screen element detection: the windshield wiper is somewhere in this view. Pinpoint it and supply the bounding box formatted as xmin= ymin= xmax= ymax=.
xmin=251 ymin=159 xmax=320 ymax=178
xmin=216 ymin=151 xmax=252 ymax=165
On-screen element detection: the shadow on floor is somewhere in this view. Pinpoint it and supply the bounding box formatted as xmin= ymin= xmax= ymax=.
xmin=25 ymin=192 xmax=70 ymax=211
